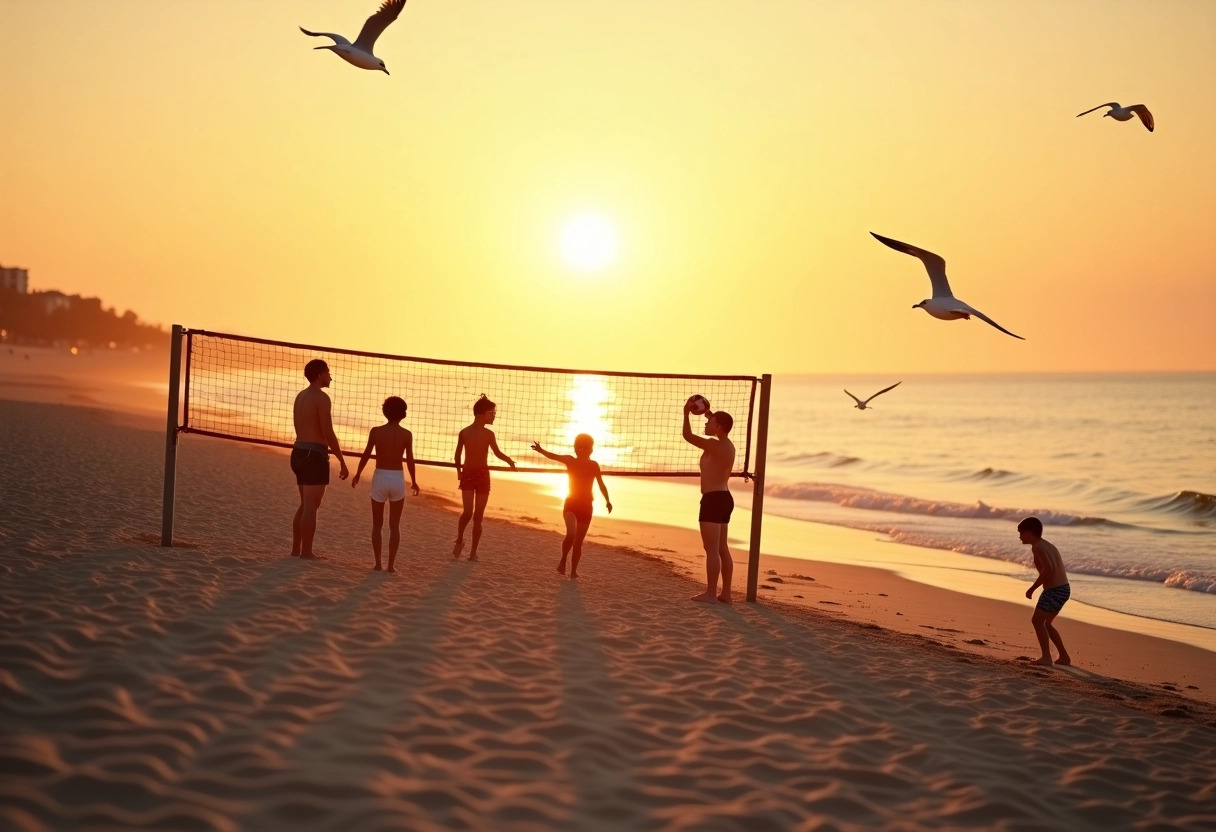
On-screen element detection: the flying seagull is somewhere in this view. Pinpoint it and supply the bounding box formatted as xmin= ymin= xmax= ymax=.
xmin=844 ymin=381 xmax=901 ymax=411
xmin=1075 ymin=102 xmax=1154 ymax=132
xmin=301 ymin=0 xmax=407 ymax=74
xmin=870 ymin=232 xmax=1025 ymax=340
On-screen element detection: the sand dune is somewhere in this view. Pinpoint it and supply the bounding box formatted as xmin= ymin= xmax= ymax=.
xmin=2 ymin=398 xmax=1215 ymax=831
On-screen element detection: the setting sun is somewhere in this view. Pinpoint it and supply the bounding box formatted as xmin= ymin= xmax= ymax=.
xmin=558 ymin=213 xmax=619 ymax=273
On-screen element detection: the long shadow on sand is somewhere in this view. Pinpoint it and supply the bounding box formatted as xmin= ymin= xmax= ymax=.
xmin=553 ymin=580 xmax=649 ymax=829
xmin=138 ymin=567 xmax=392 ymax=777
xmin=226 ymin=560 xmax=475 ymax=831
xmin=736 ymin=602 xmax=1206 ymax=828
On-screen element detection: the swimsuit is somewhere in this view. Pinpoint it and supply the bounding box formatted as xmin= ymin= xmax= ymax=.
xmin=290 ymin=441 xmax=330 ymax=486
xmin=699 ymin=490 xmax=734 ymax=524
xmin=370 ymin=469 xmax=406 ymax=503
xmin=459 ymin=467 xmax=491 ymax=494
xmin=1036 ymin=583 xmax=1071 ymax=614
xmin=563 ymin=497 xmax=593 ymax=525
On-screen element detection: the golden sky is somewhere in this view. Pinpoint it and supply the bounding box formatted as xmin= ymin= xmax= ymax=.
xmin=2 ymin=0 xmax=1213 ymax=374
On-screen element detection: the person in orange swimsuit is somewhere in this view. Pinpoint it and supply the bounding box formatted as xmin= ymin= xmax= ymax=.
xmin=531 ymin=434 xmax=612 ymax=579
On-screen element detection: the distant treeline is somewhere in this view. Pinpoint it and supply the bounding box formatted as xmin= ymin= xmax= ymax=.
xmin=0 ymin=288 xmax=165 ymax=349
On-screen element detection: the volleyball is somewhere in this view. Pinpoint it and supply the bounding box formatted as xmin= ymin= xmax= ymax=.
xmin=687 ymin=394 xmax=711 ymax=416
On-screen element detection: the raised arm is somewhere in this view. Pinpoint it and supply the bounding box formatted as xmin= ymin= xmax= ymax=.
xmin=490 ymin=432 xmax=516 ymax=469
xmin=596 ymin=465 xmax=612 ymax=513
xmin=405 ymin=430 xmax=419 ymax=495
xmin=320 ymin=394 xmax=349 ymax=479
xmin=682 ymin=402 xmax=711 ymax=450
xmin=352 ymin=429 xmax=375 ymax=487
xmin=530 ymin=442 xmax=574 ymax=465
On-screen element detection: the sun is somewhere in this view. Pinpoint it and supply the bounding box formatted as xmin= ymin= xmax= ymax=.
xmin=559 ymin=213 xmax=619 ymax=273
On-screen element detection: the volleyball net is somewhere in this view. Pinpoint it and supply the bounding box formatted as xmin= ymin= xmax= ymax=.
xmin=176 ymin=329 xmax=764 ymax=477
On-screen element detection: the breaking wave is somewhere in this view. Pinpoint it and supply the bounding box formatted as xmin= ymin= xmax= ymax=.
xmin=1134 ymin=490 xmax=1216 ymax=523
xmin=765 ymin=481 xmax=1121 ymax=527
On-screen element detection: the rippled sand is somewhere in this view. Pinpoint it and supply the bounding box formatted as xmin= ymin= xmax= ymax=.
xmin=2 ymin=399 xmax=1215 ymax=831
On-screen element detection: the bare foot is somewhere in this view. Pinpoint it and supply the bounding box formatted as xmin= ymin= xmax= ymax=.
xmin=1056 ymin=654 xmax=1072 ymax=666
xmin=386 ymin=565 xmax=396 ymax=574
xmin=452 ymin=539 xmax=463 ymax=559
xmin=1032 ymin=657 xmax=1053 ymax=666
xmin=467 ymin=554 xmax=479 ymax=562
xmin=570 ymin=572 xmax=579 ymax=580
xmin=373 ymin=564 xmax=383 ymax=571
xmin=717 ymin=593 xmax=732 ymax=604
xmin=299 ymin=553 xmax=327 ymax=561
xmin=557 ymin=562 xmax=567 ymax=575
xmin=690 ymin=591 xmax=719 ymax=603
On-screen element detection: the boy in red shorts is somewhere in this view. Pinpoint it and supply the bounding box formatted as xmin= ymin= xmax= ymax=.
xmin=453 ymin=395 xmax=515 ymax=561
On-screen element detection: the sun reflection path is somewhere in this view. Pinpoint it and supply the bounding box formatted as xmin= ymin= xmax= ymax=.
xmin=561 ymin=376 xmax=627 ymax=465
xmin=526 ymin=376 xmax=629 ymax=500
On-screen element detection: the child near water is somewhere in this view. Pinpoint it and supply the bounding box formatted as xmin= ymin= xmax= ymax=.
xmin=1019 ymin=516 xmax=1072 ymax=667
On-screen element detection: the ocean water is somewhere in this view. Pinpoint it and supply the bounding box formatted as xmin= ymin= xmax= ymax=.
xmin=757 ymin=373 xmax=1216 ymax=630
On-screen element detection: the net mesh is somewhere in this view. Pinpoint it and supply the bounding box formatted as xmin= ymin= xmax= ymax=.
xmin=181 ymin=330 xmax=760 ymax=477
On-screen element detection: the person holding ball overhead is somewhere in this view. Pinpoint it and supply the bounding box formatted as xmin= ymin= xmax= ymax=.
xmin=682 ymin=395 xmax=736 ymax=603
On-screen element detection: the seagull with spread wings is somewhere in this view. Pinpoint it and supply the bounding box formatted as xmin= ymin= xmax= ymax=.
xmin=301 ymin=0 xmax=407 ymax=74
xmin=844 ymin=382 xmax=902 ymax=411
xmin=1076 ymin=102 xmax=1154 ymax=132
xmin=870 ymin=233 xmax=1025 ymax=340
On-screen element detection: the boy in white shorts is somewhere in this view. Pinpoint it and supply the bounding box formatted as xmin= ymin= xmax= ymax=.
xmin=352 ymin=396 xmax=420 ymax=572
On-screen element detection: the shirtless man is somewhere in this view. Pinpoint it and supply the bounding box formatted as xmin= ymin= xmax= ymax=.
xmin=1019 ymin=516 xmax=1072 ymax=667
xmin=352 ymin=396 xmax=420 ymax=573
xmin=452 ymin=395 xmax=515 ymax=561
xmin=682 ymin=398 xmax=737 ymax=603
xmin=290 ymin=359 xmax=348 ymax=559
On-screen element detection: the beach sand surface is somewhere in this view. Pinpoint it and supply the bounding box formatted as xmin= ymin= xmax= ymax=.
xmin=2 ymin=397 xmax=1215 ymax=831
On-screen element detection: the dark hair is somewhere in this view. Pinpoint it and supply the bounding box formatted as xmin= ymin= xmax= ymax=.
xmin=712 ymin=411 xmax=734 ymax=434
xmin=1017 ymin=516 xmax=1043 ymax=537
xmin=382 ymin=396 xmax=406 ymax=422
xmin=573 ymin=433 xmax=594 ymax=452
xmin=473 ymin=394 xmax=496 ymax=415
xmin=304 ymin=359 xmax=329 ymax=382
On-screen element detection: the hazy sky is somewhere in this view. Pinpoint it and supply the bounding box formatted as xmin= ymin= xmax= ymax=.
xmin=2 ymin=0 xmax=1213 ymax=374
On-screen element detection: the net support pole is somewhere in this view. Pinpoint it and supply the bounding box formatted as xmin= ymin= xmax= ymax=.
xmin=160 ymin=324 xmax=184 ymax=547
xmin=745 ymin=373 xmax=772 ymax=602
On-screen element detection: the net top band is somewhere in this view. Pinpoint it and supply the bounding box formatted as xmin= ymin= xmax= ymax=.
xmin=184 ymin=328 xmax=762 ymax=383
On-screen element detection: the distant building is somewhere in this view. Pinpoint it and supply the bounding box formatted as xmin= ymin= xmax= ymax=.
xmin=0 ymin=265 xmax=28 ymax=294
xmin=38 ymin=290 xmax=71 ymax=314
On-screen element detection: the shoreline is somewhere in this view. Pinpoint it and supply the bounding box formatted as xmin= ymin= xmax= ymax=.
xmin=1 ymin=357 xmax=1212 ymax=703
xmin=7 ymin=347 xmax=1209 ymax=638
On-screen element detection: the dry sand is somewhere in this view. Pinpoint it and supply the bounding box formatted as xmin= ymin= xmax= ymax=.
xmin=0 ymin=344 xmax=168 ymax=421
xmin=2 ymin=396 xmax=1216 ymax=831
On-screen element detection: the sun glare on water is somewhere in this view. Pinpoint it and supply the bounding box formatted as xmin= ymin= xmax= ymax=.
xmin=559 ymin=213 xmax=619 ymax=273
xmin=540 ymin=376 xmax=625 ymax=499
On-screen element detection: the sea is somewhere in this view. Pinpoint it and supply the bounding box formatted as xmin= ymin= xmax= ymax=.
xmin=746 ymin=372 xmax=1216 ymax=633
